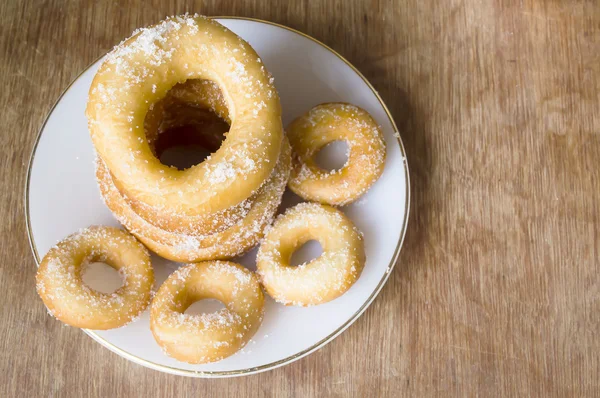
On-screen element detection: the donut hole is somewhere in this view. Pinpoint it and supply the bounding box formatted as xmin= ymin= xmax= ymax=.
xmin=81 ymin=262 xmax=124 ymax=294
xmin=155 ymin=113 xmax=229 ymax=170
xmin=156 ymin=126 xmax=217 ymax=171
xmin=314 ymin=140 xmax=349 ymax=172
xmin=148 ymin=80 xmax=230 ymax=171
xmin=289 ymin=239 xmax=324 ymax=267
xmin=184 ymin=298 xmax=227 ymax=315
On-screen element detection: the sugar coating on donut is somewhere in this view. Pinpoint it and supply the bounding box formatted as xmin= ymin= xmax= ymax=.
xmin=257 ymin=203 xmax=365 ymax=307
xmin=94 ymin=68 xmax=288 ymax=243
xmin=105 ymin=16 xmax=199 ymax=72
xmin=95 ymin=136 xmax=289 ymax=261
xmin=95 ymin=76 xmax=290 ymax=258
xmin=288 ymin=103 xmax=386 ymax=205
xmin=150 ymin=261 xmax=264 ymax=363
xmin=94 ymin=14 xmax=277 ymax=134
xmin=151 ymin=262 xmax=261 ymax=325
xmin=97 ymin=73 xmax=276 ymax=236
xmin=260 ymin=206 xmax=361 ymax=289
xmin=92 ymin=13 xmax=277 ymax=126
xmin=95 ymin=162 xmax=241 ymax=253
xmin=35 ymin=227 xmax=154 ymax=330
xmin=87 ymin=15 xmax=283 ymax=226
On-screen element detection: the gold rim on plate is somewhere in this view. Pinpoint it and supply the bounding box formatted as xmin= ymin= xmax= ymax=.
xmin=25 ymin=16 xmax=411 ymax=377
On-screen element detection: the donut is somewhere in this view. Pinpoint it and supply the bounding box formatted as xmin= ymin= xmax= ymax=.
xmin=86 ymin=15 xmax=283 ymax=231
xmin=150 ymin=261 xmax=264 ymax=364
xmin=96 ymin=137 xmax=291 ymax=262
xmin=112 ymin=77 xmax=275 ymax=236
xmin=257 ymin=202 xmax=365 ymax=306
xmin=287 ymin=103 xmax=386 ymax=205
xmin=35 ymin=226 xmax=154 ymax=330
xmin=122 ymin=78 xmax=250 ymax=236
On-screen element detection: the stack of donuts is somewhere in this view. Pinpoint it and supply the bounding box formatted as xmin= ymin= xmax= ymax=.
xmin=35 ymin=15 xmax=387 ymax=364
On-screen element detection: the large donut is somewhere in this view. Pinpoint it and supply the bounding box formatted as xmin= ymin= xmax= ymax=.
xmin=117 ymin=78 xmax=252 ymax=236
xmin=256 ymin=203 xmax=365 ymax=306
xmin=96 ymin=137 xmax=291 ymax=262
xmin=287 ymin=103 xmax=386 ymax=205
xmin=86 ymin=15 xmax=283 ymax=230
xmin=150 ymin=261 xmax=264 ymax=364
xmin=35 ymin=226 xmax=154 ymax=329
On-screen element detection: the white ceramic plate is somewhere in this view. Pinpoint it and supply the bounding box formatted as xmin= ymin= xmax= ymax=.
xmin=26 ymin=17 xmax=410 ymax=377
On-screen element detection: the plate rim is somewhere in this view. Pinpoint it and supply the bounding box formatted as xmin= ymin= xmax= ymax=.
xmin=24 ymin=16 xmax=411 ymax=378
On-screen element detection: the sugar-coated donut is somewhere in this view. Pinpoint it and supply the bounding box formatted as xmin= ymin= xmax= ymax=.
xmin=87 ymin=15 xmax=283 ymax=230
xmin=150 ymin=261 xmax=264 ymax=364
xmin=96 ymin=138 xmax=291 ymax=262
xmin=287 ymin=103 xmax=386 ymax=205
xmin=122 ymin=78 xmax=251 ymax=236
xmin=257 ymin=203 xmax=365 ymax=306
xmin=35 ymin=226 xmax=154 ymax=330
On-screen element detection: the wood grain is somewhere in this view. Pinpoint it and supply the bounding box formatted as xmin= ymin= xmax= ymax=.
xmin=1 ymin=0 xmax=599 ymax=396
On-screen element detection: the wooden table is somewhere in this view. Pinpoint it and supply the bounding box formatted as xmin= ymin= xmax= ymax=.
xmin=1 ymin=0 xmax=599 ymax=396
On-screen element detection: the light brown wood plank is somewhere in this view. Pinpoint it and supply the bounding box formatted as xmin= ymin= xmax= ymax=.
xmin=1 ymin=0 xmax=599 ymax=396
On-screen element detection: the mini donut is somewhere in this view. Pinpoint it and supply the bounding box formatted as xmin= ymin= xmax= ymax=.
xmin=96 ymin=138 xmax=291 ymax=262
xmin=35 ymin=226 xmax=154 ymax=330
xmin=287 ymin=103 xmax=386 ymax=205
xmin=150 ymin=261 xmax=264 ymax=364
xmin=87 ymin=15 xmax=283 ymax=230
xmin=256 ymin=203 xmax=365 ymax=306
